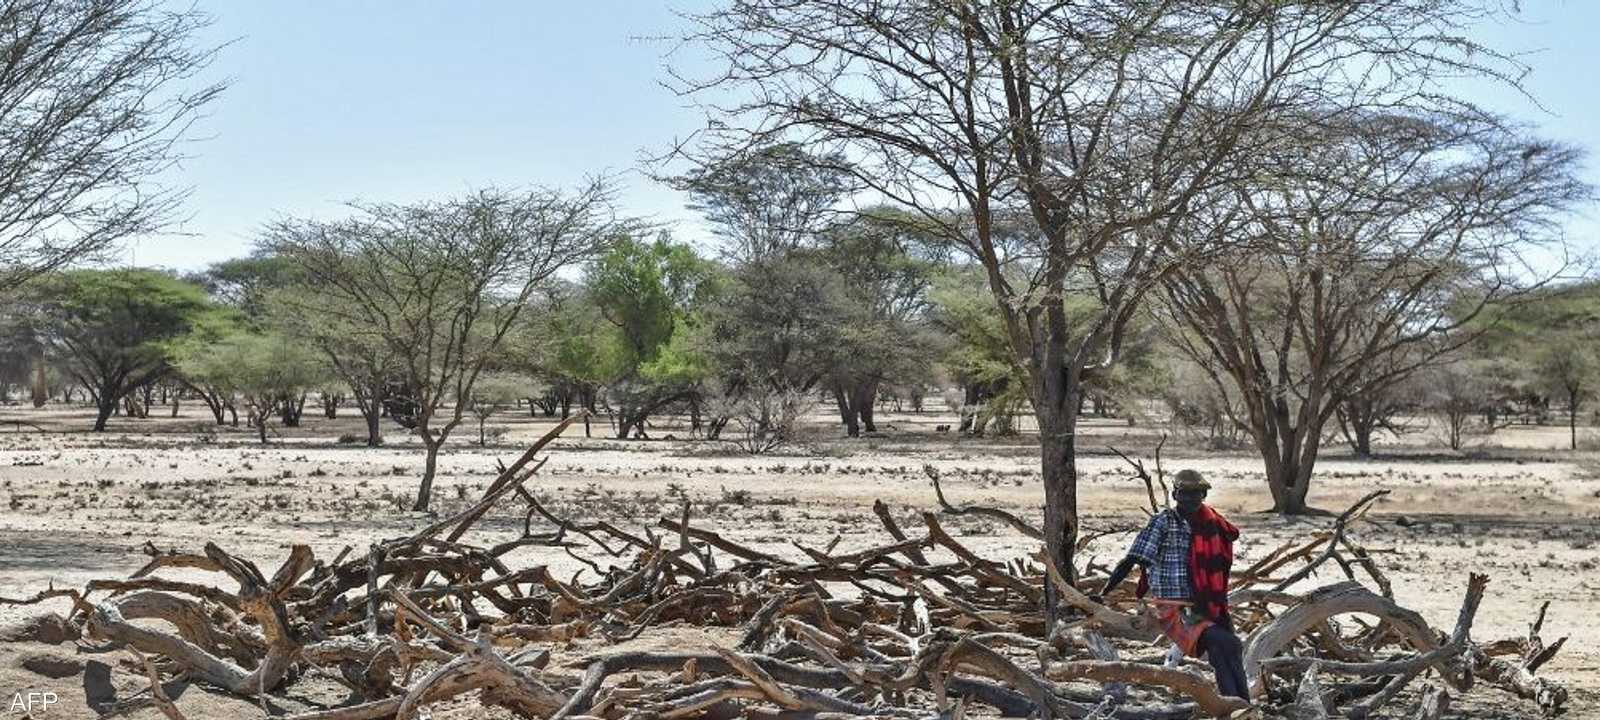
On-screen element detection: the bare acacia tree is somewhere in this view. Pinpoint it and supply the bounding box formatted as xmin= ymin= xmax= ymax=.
xmin=263 ymin=183 xmax=618 ymax=511
xmin=1334 ymin=353 xmax=1423 ymax=459
xmin=267 ymin=283 xmax=398 ymax=447
xmin=0 ymin=0 xmax=223 ymax=293
xmin=673 ymin=0 xmax=1532 ymax=611
xmin=1426 ymin=360 xmax=1495 ymax=451
xmin=1158 ymin=112 xmax=1586 ymax=513
xmin=674 ymin=142 xmax=850 ymax=262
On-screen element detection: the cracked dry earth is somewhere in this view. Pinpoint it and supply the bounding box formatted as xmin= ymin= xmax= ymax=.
xmin=0 ymin=406 xmax=1596 ymax=718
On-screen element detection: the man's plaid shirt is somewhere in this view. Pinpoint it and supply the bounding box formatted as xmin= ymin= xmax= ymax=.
xmin=1126 ymin=509 xmax=1191 ymax=600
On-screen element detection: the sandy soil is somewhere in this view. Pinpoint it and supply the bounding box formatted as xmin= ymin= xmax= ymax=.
xmin=0 ymin=403 xmax=1596 ymax=718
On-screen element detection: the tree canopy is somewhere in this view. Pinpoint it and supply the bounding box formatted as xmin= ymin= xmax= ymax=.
xmin=29 ymin=270 xmax=213 ymax=430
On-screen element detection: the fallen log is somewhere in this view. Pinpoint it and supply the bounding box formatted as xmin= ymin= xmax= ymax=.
xmin=1243 ymin=579 xmax=1465 ymax=696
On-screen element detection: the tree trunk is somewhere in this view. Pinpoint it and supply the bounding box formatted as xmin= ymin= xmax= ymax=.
xmin=533 ymin=392 xmax=559 ymax=418
xmin=1262 ymin=423 xmax=1320 ymax=515
xmin=200 ymin=391 xmax=226 ymax=425
xmin=93 ymin=396 xmax=116 ymax=431
xmin=30 ymin=357 xmax=47 ymax=408
xmin=280 ymin=393 xmax=306 ymax=427
xmin=1267 ymin=466 xmax=1312 ymax=515
xmin=413 ymin=432 xmax=441 ymax=512
xmin=1446 ymin=409 xmax=1467 ymax=451
xmin=1569 ymin=391 xmax=1579 ymax=450
xmin=858 ymin=381 xmax=878 ymax=433
xmin=365 ymin=409 xmax=383 ymax=446
xmin=1035 ymin=376 xmax=1079 ymax=625
xmin=1339 ymin=396 xmax=1376 ymax=458
xmin=323 ymin=393 xmax=340 ymax=419
xmin=833 ymin=385 xmax=860 ymax=437
xmin=359 ymin=380 xmax=386 ymax=446
xmin=1353 ymin=423 xmax=1372 ymax=458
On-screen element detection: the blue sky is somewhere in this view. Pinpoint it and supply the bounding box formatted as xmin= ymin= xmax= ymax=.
xmin=133 ymin=1 xmax=1599 ymax=270
xmin=137 ymin=0 xmax=711 ymax=268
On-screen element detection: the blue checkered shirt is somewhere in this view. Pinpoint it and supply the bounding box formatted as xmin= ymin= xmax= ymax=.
xmin=1126 ymin=509 xmax=1191 ymax=600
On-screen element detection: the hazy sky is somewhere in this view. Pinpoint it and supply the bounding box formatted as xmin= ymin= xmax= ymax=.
xmin=132 ymin=1 xmax=1599 ymax=270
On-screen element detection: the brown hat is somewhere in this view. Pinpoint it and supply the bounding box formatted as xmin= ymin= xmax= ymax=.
xmin=1173 ymin=469 xmax=1210 ymax=491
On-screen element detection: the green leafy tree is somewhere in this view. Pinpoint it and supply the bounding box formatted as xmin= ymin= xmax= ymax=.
xmin=1538 ymin=338 xmax=1596 ymax=451
xmin=189 ymin=255 xmax=303 ymax=322
xmin=504 ymin=283 xmax=619 ymax=438
xmin=178 ymin=332 xmax=326 ymax=443
xmin=587 ymin=235 xmax=718 ymax=439
xmin=702 ymin=254 xmax=846 ymax=418
xmin=931 ymin=268 xmax=1028 ymax=436
xmin=169 ymin=308 xmax=252 ymax=425
xmin=1467 ymin=282 xmax=1600 ymax=448
xmin=675 ymin=142 xmax=849 ymax=262
xmin=30 ymin=270 xmax=211 ymax=431
xmin=0 ymin=313 xmax=44 ymax=406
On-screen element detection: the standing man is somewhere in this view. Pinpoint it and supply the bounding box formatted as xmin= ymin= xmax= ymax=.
xmin=1092 ymin=469 xmax=1249 ymax=700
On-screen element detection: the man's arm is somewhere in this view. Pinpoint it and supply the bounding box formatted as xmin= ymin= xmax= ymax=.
xmin=1091 ymin=513 xmax=1165 ymax=604
xmin=1092 ymin=555 xmax=1145 ymax=603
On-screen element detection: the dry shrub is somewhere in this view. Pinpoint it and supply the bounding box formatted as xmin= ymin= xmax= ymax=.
xmin=713 ymin=384 xmax=814 ymax=454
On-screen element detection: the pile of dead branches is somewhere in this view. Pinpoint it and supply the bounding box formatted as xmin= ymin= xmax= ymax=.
xmin=3 ymin=421 xmax=1571 ymax=719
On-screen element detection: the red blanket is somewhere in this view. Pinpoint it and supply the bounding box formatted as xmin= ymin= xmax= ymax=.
xmin=1188 ymin=504 xmax=1238 ymax=625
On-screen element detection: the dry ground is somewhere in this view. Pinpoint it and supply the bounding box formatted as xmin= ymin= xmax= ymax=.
xmin=0 ymin=402 xmax=1596 ymax=718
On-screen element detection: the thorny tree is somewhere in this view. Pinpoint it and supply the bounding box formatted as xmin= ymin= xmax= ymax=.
xmin=1538 ymin=335 xmax=1596 ymax=452
xmin=262 ymin=184 xmax=618 ymax=511
xmin=1333 ymin=351 xmax=1423 ymax=459
xmin=676 ymin=144 xmax=858 ymax=436
xmin=674 ymin=1 xmax=1537 ymax=615
xmin=267 ymin=282 xmax=399 ymax=447
xmin=675 ymin=142 xmax=850 ymax=263
xmin=1158 ymin=112 xmax=1586 ymax=514
xmin=817 ymin=210 xmax=943 ymax=437
xmin=0 ymin=0 xmax=223 ymax=295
